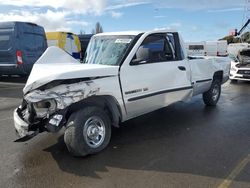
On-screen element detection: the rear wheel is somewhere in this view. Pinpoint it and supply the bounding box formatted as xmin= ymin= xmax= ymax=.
xmin=64 ymin=106 xmax=111 ymax=157
xmin=203 ymin=79 xmax=221 ymax=106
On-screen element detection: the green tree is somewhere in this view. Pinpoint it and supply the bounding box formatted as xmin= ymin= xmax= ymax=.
xmin=92 ymin=22 xmax=103 ymax=34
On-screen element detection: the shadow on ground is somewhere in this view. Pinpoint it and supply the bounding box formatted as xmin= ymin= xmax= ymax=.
xmin=42 ymin=98 xmax=250 ymax=182
xmin=0 ymin=75 xmax=27 ymax=84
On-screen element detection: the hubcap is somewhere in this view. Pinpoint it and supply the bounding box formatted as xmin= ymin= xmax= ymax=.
xmin=212 ymin=84 xmax=219 ymax=101
xmin=83 ymin=116 xmax=105 ymax=148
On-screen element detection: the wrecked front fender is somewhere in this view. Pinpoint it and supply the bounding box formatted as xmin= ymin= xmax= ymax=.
xmin=24 ymin=81 xmax=100 ymax=110
xmin=14 ymin=80 xmax=101 ymax=141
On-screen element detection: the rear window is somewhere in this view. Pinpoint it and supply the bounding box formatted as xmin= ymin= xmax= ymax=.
xmin=0 ymin=34 xmax=11 ymax=50
xmin=0 ymin=28 xmax=13 ymax=50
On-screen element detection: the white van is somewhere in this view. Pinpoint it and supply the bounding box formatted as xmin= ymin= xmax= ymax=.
xmin=217 ymin=40 xmax=228 ymax=56
xmin=206 ymin=41 xmax=218 ymax=56
xmin=205 ymin=41 xmax=228 ymax=56
xmin=185 ymin=42 xmax=206 ymax=56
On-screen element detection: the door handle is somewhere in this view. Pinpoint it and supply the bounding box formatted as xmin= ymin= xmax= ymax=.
xmin=178 ymin=66 xmax=186 ymax=71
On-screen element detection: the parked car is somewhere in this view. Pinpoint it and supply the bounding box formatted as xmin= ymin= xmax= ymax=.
xmin=0 ymin=21 xmax=47 ymax=76
xmin=185 ymin=42 xmax=206 ymax=56
xmin=229 ymin=49 xmax=250 ymax=82
xmin=227 ymin=43 xmax=250 ymax=56
xmin=14 ymin=30 xmax=230 ymax=156
xmin=78 ymin=34 xmax=93 ymax=61
xmin=46 ymin=32 xmax=81 ymax=61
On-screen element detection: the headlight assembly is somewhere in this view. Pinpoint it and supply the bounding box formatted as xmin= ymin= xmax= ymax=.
xmin=33 ymin=99 xmax=57 ymax=118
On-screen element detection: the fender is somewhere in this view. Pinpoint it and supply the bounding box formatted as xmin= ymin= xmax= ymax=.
xmin=66 ymin=95 xmax=122 ymax=128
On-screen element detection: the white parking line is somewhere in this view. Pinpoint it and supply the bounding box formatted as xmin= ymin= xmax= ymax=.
xmin=217 ymin=154 xmax=250 ymax=188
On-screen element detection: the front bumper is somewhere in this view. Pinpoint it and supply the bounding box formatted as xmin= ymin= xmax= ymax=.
xmin=13 ymin=108 xmax=38 ymax=140
xmin=230 ymin=71 xmax=250 ymax=81
xmin=13 ymin=104 xmax=67 ymax=141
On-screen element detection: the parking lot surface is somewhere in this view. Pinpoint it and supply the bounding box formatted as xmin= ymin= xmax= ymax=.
xmin=0 ymin=78 xmax=249 ymax=188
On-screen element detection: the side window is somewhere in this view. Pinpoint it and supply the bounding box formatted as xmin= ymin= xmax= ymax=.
xmin=166 ymin=33 xmax=176 ymax=58
xmin=134 ymin=34 xmax=175 ymax=64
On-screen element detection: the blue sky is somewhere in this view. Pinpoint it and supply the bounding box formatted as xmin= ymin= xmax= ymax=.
xmin=0 ymin=0 xmax=247 ymax=41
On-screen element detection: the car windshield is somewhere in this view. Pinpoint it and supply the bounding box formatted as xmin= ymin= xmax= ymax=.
xmin=83 ymin=35 xmax=135 ymax=66
xmin=0 ymin=28 xmax=13 ymax=50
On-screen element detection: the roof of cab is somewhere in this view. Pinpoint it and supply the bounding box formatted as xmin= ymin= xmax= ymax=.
xmin=94 ymin=31 xmax=143 ymax=36
xmin=94 ymin=29 xmax=178 ymax=37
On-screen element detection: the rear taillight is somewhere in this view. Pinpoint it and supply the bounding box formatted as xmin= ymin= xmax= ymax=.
xmin=16 ymin=50 xmax=23 ymax=65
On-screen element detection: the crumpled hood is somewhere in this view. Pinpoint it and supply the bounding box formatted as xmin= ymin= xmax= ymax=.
xmin=23 ymin=47 xmax=119 ymax=94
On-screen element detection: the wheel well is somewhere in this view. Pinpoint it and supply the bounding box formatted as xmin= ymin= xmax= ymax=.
xmin=213 ymin=71 xmax=223 ymax=82
xmin=65 ymin=96 xmax=122 ymax=128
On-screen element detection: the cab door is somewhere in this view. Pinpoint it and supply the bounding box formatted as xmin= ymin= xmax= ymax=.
xmin=120 ymin=32 xmax=193 ymax=119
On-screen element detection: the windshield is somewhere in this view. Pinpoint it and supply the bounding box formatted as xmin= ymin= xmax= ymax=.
xmin=83 ymin=35 xmax=135 ymax=66
xmin=0 ymin=28 xmax=14 ymax=50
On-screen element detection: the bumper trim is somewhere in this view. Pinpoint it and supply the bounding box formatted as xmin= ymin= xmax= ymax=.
xmin=13 ymin=108 xmax=38 ymax=140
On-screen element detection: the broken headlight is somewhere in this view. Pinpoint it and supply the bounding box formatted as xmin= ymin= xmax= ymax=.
xmin=33 ymin=99 xmax=57 ymax=118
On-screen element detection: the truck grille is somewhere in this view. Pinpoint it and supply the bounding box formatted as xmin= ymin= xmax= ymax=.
xmin=237 ymin=70 xmax=250 ymax=75
xmin=237 ymin=70 xmax=250 ymax=79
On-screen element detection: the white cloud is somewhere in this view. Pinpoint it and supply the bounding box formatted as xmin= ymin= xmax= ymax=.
xmin=153 ymin=0 xmax=245 ymax=10
xmin=154 ymin=15 xmax=166 ymax=19
xmin=106 ymin=1 xmax=150 ymax=10
xmin=0 ymin=0 xmax=246 ymax=13
xmin=0 ymin=0 xmax=107 ymax=15
xmin=207 ymin=7 xmax=244 ymax=13
xmin=154 ymin=22 xmax=182 ymax=31
xmin=0 ymin=10 xmax=89 ymax=32
xmin=110 ymin=11 xmax=123 ymax=18
xmin=0 ymin=0 xmax=246 ymax=36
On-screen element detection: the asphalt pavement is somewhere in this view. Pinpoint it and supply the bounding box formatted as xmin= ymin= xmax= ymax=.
xmin=0 ymin=77 xmax=249 ymax=188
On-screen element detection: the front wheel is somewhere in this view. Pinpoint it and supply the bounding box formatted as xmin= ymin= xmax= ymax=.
xmin=64 ymin=106 xmax=111 ymax=157
xmin=203 ymin=79 xmax=221 ymax=106
xmin=230 ymin=79 xmax=238 ymax=84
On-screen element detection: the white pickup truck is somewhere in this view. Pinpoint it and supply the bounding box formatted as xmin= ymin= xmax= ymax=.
xmin=14 ymin=30 xmax=230 ymax=156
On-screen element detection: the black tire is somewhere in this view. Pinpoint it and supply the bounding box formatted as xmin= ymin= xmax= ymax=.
xmin=203 ymin=79 xmax=221 ymax=106
xmin=64 ymin=106 xmax=111 ymax=157
xmin=230 ymin=79 xmax=238 ymax=84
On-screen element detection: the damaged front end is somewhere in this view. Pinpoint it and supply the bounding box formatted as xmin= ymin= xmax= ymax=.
xmin=14 ymin=80 xmax=100 ymax=142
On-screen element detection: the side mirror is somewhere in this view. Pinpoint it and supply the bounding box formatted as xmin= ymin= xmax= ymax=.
xmin=131 ymin=47 xmax=150 ymax=65
xmin=131 ymin=59 xmax=147 ymax=65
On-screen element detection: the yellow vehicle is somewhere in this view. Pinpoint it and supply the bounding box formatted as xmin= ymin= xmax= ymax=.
xmin=46 ymin=32 xmax=81 ymax=60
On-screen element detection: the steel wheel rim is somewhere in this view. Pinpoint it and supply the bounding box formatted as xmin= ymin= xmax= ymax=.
xmin=212 ymin=84 xmax=219 ymax=101
xmin=83 ymin=116 xmax=105 ymax=148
